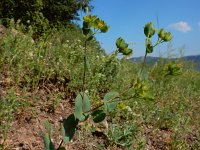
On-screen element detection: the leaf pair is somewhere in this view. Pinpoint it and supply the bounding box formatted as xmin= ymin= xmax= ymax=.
xmin=43 ymin=133 xmax=55 ymax=150
xmin=103 ymin=92 xmax=119 ymax=113
xmin=145 ymin=38 xmax=153 ymax=54
xmin=74 ymin=92 xmax=91 ymax=121
xmin=90 ymin=92 xmax=119 ymax=123
xmin=59 ymin=92 xmax=90 ymax=146
xmin=62 ymin=114 xmax=79 ymax=143
xmin=43 ymin=131 xmax=67 ymax=149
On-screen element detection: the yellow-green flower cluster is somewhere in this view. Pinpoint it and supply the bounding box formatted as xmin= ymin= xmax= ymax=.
xmin=158 ymin=28 xmax=173 ymax=42
xmin=82 ymin=15 xmax=109 ymax=36
xmin=133 ymin=78 xmax=154 ymax=100
xmin=116 ymin=37 xmax=132 ymax=56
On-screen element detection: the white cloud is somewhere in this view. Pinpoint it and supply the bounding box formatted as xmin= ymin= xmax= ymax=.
xmin=169 ymin=21 xmax=191 ymax=33
xmin=198 ymin=21 xmax=200 ymax=27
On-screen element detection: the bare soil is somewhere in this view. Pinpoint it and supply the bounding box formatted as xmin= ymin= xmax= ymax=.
xmin=0 ymin=79 xmax=197 ymax=150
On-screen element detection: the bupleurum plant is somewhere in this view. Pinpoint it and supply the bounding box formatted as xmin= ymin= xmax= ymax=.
xmin=42 ymin=15 xmax=174 ymax=150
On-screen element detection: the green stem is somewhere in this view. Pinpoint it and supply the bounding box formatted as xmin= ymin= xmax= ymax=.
xmin=84 ymin=94 xmax=136 ymax=114
xmin=84 ymin=85 xmax=134 ymax=114
xmin=57 ymin=139 xmax=63 ymax=150
xmin=81 ymin=39 xmax=88 ymax=112
xmin=141 ymin=52 xmax=148 ymax=71
xmin=141 ymin=39 xmax=163 ymax=72
xmin=82 ymin=40 xmax=87 ymax=93
xmin=153 ymin=39 xmax=163 ymax=48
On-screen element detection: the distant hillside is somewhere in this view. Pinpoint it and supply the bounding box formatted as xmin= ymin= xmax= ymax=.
xmin=183 ymin=55 xmax=200 ymax=62
xmin=130 ymin=55 xmax=200 ymax=70
xmin=183 ymin=55 xmax=200 ymax=70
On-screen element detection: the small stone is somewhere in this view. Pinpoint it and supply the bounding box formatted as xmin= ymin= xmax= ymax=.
xmin=22 ymin=143 xmax=29 ymax=150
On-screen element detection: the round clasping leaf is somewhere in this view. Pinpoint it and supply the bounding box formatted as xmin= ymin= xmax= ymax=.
xmin=91 ymin=109 xmax=106 ymax=123
xmin=61 ymin=114 xmax=79 ymax=143
xmin=74 ymin=92 xmax=91 ymax=121
xmin=103 ymin=92 xmax=119 ymax=112
xmin=43 ymin=133 xmax=55 ymax=150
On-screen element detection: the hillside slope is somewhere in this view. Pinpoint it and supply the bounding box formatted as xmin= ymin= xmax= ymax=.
xmin=130 ymin=55 xmax=200 ymax=70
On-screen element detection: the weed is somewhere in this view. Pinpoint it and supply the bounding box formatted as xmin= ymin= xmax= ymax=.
xmin=40 ymin=15 xmax=173 ymax=150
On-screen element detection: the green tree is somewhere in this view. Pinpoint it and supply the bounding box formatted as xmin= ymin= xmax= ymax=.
xmin=0 ymin=0 xmax=92 ymax=32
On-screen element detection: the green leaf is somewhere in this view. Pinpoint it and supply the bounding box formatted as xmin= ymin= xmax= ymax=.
xmin=82 ymin=28 xmax=90 ymax=36
xmin=91 ymin=109 xmax=106 ymax=123
xmin=103 ymin=92 xmax=119 ymax=112
xmin=82 ymin=22 xmax=92 ymax=36
xmin=83 ymin=15 xmax=97 ymax=23
xmin=43 ymin=133 xmax=55 ymax=150
xmin=74 ymin=92 xmax=91 ymax=121
xmin=144 ymin=22 xmax=156 ymax=38
xmin=143 ymin=91 xmax=154 ymax=101
xmin=62 ymin=114 xmax=79 ymax=143
xmin=94 ymin=18 xmax=109 ymax=33
xmin=133 ymin=78 xmax=154 ymax=101
xmin=86 ymin=30 xmax=94 ymax=41
xmin=100 ymin=25 xmax=109 ymax=33
xmin=145 ymin=38 xmax=154 ymax=53
xmin=138 ymin=68 xmax=149 ymax=80
xmin=146 ymin=43 xmax=153 ymax=53
xmin=57 ymin=147 xmax=66 ymax=150
xmin=44 ymin=121 xmax=52 ymax=135
xmin=122 ymin=48 xmax=133 ymax=56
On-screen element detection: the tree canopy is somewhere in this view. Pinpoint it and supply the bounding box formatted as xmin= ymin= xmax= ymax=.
xmin=0 ymin=0 xmax=92 ymax=32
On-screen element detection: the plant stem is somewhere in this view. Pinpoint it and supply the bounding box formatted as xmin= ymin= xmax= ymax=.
xmin=141 ymin=39 xmax=163 ymax=72
xmin=84 ymin=94 xmax=136 ymax=114
xmin=81 ymin=39 xmax=88 ymax=113
xmin=57 ymin=140 xmax=63 ymax=150
xmin=84 ymin=86 xmax=134 ymax=114
xmin=141 ymin=52 xmax=148 ymax=71
xmin=82 ymin=40 xmax=87 ymax=93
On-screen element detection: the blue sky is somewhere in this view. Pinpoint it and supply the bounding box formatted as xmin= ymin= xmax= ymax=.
xmin=79 ymin=0 xmax=200 ymax=57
